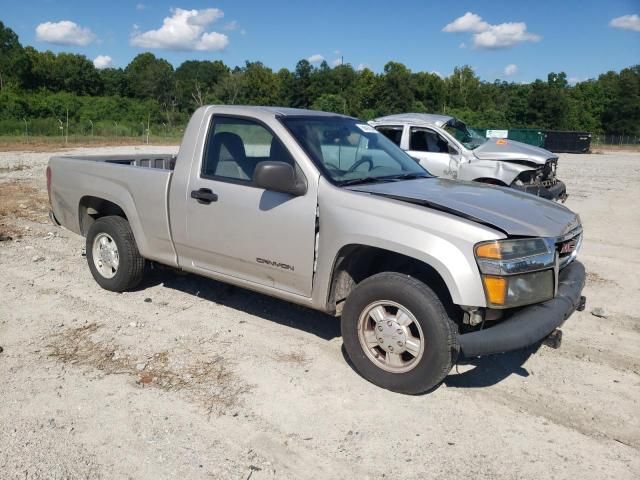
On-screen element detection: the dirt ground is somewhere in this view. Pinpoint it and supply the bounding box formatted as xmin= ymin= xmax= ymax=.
xmin=1 ymin=146 xmax=639 ymax=480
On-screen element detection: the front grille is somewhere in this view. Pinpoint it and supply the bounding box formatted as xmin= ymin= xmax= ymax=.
xmin=556 ymin=229 xmax=582 ymax=269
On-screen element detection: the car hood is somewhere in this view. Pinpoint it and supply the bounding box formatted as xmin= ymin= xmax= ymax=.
xmin=473 ymin=138 xmax=555 ymax=165
xmin=346 ymin=178 xmax=579 ymax=238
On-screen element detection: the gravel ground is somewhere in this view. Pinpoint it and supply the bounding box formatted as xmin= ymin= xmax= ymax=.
xmin=0 ymin=146 xmax=639 ymax=479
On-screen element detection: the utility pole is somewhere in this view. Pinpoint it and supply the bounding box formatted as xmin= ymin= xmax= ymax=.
xmin=146 ymin=113 xmax=150 ymax=145
xmin=114 ymin=121 xmax=118 ymax=140
xmin=65 ymin=109 xmax=69 ymax=144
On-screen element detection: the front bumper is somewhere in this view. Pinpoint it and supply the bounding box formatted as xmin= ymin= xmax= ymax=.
xmin=512 ymin=180 xmax=567 ymax=202
xmin=458 ymin=260 xmax=586 ymax=357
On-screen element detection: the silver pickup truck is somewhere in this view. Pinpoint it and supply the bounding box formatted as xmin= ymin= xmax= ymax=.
xmin=370 ymin=113 xmax=567 ymax=201
xmin=47 ymin=106 xmax=586 ymax=394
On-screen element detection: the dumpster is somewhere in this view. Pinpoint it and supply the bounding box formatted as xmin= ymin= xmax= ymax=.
xmin=543 ymin=131 xmax=592 ymax=153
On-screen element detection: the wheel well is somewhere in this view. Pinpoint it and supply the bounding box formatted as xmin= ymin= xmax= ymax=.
xmin=473 ymin=177 xmax=507 ymax=186
xmin=78 ymin=196 xmax=127 ymax=235
xmin=328 ymin=245 xmax=458 ymax=318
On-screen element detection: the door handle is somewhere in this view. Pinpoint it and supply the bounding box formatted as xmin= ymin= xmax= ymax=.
xmin=190 ymin=188 xmax=218 ymax=204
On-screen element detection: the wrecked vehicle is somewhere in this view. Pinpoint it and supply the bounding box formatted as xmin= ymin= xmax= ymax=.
xmin=47 ymin=106 xmax=585 ymax=394
xmin=370 ymin=113 xmax=567 ymax=201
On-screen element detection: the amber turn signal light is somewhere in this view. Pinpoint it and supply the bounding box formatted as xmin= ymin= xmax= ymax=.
xmin=475 ymin=242 xmax=502 ymax=260
xmin=482 ymin=275 xmax=507 ymax=306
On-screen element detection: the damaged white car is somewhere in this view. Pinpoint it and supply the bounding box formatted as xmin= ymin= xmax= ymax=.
xmin=370 ymin=113 xmax=567 ymax=201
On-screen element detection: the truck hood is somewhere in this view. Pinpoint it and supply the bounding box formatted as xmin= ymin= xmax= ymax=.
xmin=346 ymin=178 xmax=579 ymax=238
xmin=473 ymin=138 xmax=555 ymax=165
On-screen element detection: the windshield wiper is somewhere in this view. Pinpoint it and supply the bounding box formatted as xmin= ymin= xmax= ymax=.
xmin=339 ymin=173 xmax=430 ymax=187
xmin=339 ymin=176 xmax=395 ymax=187
xmin=381 ymin=173 xmax=430 ymax=181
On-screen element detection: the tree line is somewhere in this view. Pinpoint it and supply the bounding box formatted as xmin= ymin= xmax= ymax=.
xmin=1 ymin=21 xmax=638 ymax=137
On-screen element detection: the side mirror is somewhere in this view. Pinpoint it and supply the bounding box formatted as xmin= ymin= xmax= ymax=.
xmin=253 ymin=161 xmax=307 ymax=196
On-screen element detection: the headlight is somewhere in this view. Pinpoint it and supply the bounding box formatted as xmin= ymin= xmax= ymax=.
xmin=475 ymin=238 xmax=556 ymax=308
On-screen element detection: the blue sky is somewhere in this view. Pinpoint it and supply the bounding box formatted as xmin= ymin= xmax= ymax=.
xmin=1 ymin=0 xmax=639 ymax=82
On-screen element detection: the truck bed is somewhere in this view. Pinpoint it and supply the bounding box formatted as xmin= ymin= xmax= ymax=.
xmin=48 ymin=153 xmax=178 ymax=267
xmin=59 ymin=154 xmax=177 ymax=171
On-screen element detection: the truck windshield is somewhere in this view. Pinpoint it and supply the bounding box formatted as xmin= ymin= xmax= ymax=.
xmin=281 ymin=116 xmax=429 ymax=185
xmin=443 ymin=120 xmax=487 ymax=150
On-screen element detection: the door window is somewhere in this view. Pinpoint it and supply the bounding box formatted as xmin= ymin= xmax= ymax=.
xmin=375 ymin=126 xmax=403 ymax=146
xmin=409 ymin=127 xmax=449 ymax=153
xmin=202 ymin=116 xmax=295 ymax=182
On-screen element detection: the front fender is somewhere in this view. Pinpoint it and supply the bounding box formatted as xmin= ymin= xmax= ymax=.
xmin=458 ymin=160 xmax=536 ymax=185
xmin=312 ymin=180 xmax=504 ymax=310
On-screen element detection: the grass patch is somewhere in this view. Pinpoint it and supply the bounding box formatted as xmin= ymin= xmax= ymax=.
xmin=0 ymin=161 xmax=27 ymax=172
xmin=0 ymin=222 xmax=23 ymax=241
xmin=0 ymin=136 xmax=180 ymax=152
xmin=0 ymin=180 xmax=49 ymax=221
xmin=49 ymin=323 xmax=251 ymax=415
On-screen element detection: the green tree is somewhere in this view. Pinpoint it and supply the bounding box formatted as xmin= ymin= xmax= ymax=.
xmin=0 ymin=21 xmax=30 ymax=90
xmin=311 ymin=93 xmax=347 ymax=114
xmin=124 ymin=53 xmax=174 ymax=102
xmin=378 ymin=62 xmax=414 ymax=113
xmin=174 ymin=60 xmax=229 ymax=110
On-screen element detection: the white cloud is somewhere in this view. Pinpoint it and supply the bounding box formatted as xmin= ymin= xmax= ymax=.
xmin=610 ymin=14 xmax=640 ymax=32
xmin=35 ymin=20 xmax=96 ymax=46
xmin=443 ymin=12 xmax=489 ymax=33
xmin=474 ymin=22 xmax=541 ymax=49
xmin=459 ymin=42 xmax=466 ymax=49
xmin=431 ymin=71 xmax=443 ymax=78
xmin=443 ymin=12 xmax=541 ymax=49
xmin=332 ymin=58 xmax=343 ymax=67
xmin=93 ymin=55 xmax=113 ymax=69
xmin=307 ymin=54 xmax=324 ymax=63
xmin=223 ymin=20 xmax=239 ymax=31
xmin=356 ymin=63 xmax=369 ymax=71
xmin=504 ymin=63 xmax=518 ymax=76
xmin=130 ymin=8 xmax=229 ymax=51
xmin=136 ymin=3 xmax=146 ymax=11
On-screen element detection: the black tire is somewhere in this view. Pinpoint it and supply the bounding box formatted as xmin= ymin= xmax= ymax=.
xmin=341 ymin=272 xmax=458 ymax=394
xmin=86 ymin=216 xmax=145 ymax=292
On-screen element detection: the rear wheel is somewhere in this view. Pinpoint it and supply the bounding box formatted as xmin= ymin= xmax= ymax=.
xmin=86 ymin=216 xmax=145 ymax=292
xmin=341 ymin=272 xmax=458 ymax=394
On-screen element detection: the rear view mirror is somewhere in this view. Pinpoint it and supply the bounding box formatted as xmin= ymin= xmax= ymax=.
xmin=253 ymin=161 xmax=307 ymax=196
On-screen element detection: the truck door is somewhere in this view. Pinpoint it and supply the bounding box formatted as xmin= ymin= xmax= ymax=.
xmin=406 ymin=127 xmax=459 ymax=178
xmin=180 ymin=115 xmax=317 ymax=298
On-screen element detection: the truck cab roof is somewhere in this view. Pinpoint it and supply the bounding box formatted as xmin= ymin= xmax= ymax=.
xmin=370 ymin=113 xmax=454 ymax=128
xmin=202 ymin=105 xmax=355 ymax=120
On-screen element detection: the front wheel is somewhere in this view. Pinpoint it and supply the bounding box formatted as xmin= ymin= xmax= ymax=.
xmin=86 ymin=216 xmax=145 ymax=292
xmin=341 ymin=272 xmax=458 ymax=394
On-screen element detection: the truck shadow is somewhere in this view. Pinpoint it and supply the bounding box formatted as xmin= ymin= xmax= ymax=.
xmin=141 ymin=267 xmax=539 ymax=391
xmin=444 ymin=346 xmax=539 ymax=389
xmin=141 ymin=267 xmax=341 ymax=341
